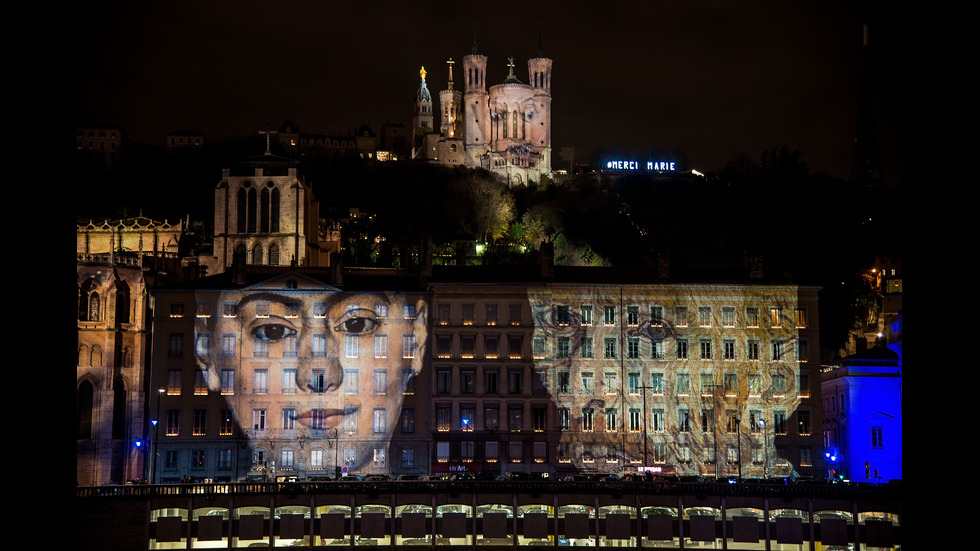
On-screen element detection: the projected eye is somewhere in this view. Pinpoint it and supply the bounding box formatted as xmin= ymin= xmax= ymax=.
xmin=252 ymin=323 xmax=297 ymax=342
xmin=335 ymin=309 xmax=380 ymax=334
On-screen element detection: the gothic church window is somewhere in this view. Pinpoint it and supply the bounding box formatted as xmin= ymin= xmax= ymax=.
xmin=268 ymin=243 xmax=280 ymax=266
xmin=77 ymin=380 xmax=94 ymax=439
xmin=115 ymin=283 xmax=130 ymax=324
xmin=79 ymin=280 xmax=100 ymax=321
xmin=252 ymin=243 xmax=264 ymax=265
xmin=270 ymin=187 xmax=280 ymax=232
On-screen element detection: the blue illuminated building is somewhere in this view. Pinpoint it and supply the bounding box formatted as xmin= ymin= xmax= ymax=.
xmin=820 ymin=348 xmax=902 ymax=482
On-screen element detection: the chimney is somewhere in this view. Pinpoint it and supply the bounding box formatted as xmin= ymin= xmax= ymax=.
xmin=231 ymin=247 xmax=247 ymax=285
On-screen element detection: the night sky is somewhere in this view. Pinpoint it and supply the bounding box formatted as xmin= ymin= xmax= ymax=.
xmin=75 ymin=1 xmax=901 ymax=184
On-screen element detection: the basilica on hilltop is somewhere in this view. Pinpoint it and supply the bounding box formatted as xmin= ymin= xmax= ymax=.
xmin=413 ymin=46 xmax=552 ymax=187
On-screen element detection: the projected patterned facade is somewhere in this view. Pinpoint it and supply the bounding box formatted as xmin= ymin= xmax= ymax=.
xmin=147 ymin=269 xmax=823 ymax=483
xmin=430 ymin=279 xmax=823 ymax=479
xmin=149 ymin=270 xmax=430 ymax=482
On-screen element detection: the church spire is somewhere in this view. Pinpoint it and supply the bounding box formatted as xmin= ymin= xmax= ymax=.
xmin=416 ymin=66 xmax=431 ymax=104
xmin=446 ymin=58 xmax=455 ymax=90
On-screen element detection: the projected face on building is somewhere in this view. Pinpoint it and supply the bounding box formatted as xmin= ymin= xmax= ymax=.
xmin=196 ymin=284 xmax=426 ymax=477
xmin=528 ymin=285 xmax=803 ymax=477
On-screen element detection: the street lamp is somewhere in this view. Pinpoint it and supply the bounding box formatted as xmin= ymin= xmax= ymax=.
xmin=328 ymin=427 xmax=340 ymax=479
xmin=736 ymin=416 xmax=742 ymax=479
xmin=758 ymin=418 xmax=768 ymax=478
xmin=150 ymin=388 xmax=165 ymax=483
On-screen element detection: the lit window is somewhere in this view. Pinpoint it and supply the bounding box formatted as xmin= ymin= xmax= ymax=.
xmin=485 ymin=304 xmax=498 ymax=325
xmin=167 ymin=369 xmax=181 ymax=395
xmin=437 ymin=407 xmax=451 ymax=431
xmin=194 ymin=370 xmax=208 ymax=395
xmin=769 ymin=307 xmax=782 ymax=327
xmin=193 ymin=410 xmax=207 ymax=436
xmin=170 ymin=303 xmax=184 ymax=318
xmin=220 ymin=369 xmax=235 ymax=395
xmin=196 ymin=302 xmax=211 ymax=318
xmin=795 ymin=307 xmax=807 ymax=327
xmin=402 ymin=334 xmax=417 ymax=358
xmin=509 ymin=407 xmax=522 ymax=431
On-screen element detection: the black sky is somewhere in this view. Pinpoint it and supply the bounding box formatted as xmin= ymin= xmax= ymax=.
xmin=76 ymin=1 xmax=901 ymax=184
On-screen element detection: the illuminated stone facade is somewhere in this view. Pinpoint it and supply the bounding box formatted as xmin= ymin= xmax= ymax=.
xmin=205 ymin=154 xmax=335 ymax=275
xmin=77 ymin=254 xmax=151 ymax=485
xmin=77 ymin=217 xmax=183 ymax=258
xmin=821 ymin=349 xmax=902 ymax=483
xmin=415 ymin=50 xmax=553 ymax=186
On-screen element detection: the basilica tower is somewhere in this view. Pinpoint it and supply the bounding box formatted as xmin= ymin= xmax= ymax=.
xmin=412 ymin=67 xmax=433 ymax=159
xmin=463 ymin=51 xmax=490 ymax=168
xmin=527 ymin=55 xmax=553 ymax=175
